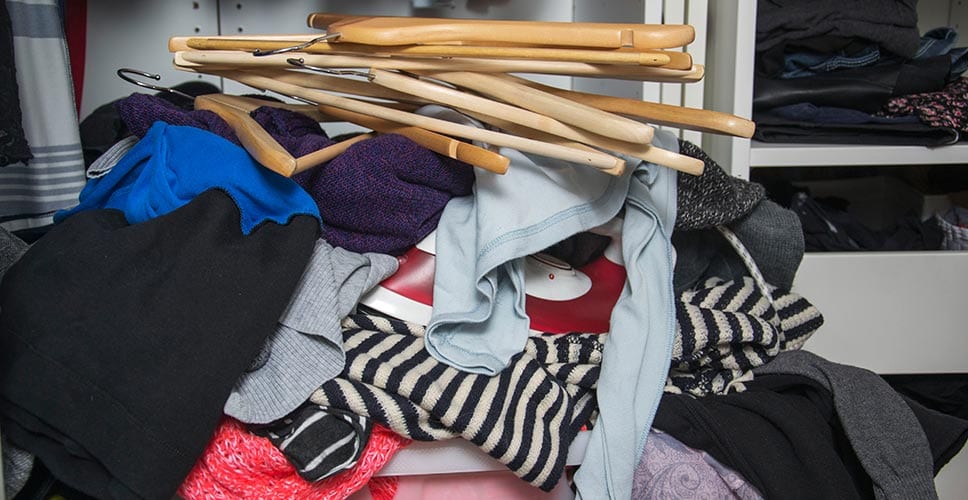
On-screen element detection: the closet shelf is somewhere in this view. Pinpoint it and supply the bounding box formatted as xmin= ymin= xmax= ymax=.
xmin=796 ymin=251 xmax=968 ymax=375
xmin=749 ymin=141 xmax=968 ymax=168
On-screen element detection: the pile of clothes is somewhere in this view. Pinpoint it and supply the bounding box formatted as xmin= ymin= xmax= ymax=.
xmin=0 ymin=84 xmax=965 ymax=500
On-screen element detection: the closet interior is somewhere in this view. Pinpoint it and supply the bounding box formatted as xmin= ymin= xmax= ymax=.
xmin=1 ymin=0 xmax=966 ymax=499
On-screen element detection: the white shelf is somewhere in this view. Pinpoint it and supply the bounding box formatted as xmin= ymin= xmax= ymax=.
xmin=749 ymin=141 xmax=968 ymax=168
xmin=375 ymin=431 xmax=589 ymax=477
xmin=796 ymin=251 xmax=968 ymax=374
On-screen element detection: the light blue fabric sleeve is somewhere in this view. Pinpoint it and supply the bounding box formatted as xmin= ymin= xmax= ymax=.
xmin=419 ymin=104 xmax=679 ymax=497
xmin=575 ymin=130 xmax=679 ymax=500
xmin=425 ymin=145 xmax=632 ymax=375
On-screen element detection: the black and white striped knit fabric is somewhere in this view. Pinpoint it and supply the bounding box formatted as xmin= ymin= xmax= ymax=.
xmin=251 ymin=404 xmax=372 ymax=482
xmin=668 ymin=276 xmax=824 ymax=396
xmin=309 ymin=279 xmax=822 ymax=489
xmin=310 ymin=314 xmax=602 ymax=492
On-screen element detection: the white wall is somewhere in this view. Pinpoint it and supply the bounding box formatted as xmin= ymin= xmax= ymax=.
xmin=79 ymin=0 xmax=580 ymax=119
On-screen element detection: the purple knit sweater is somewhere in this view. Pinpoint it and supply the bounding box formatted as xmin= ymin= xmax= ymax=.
xmin=293 ymin=133 xmax=474 ymax=255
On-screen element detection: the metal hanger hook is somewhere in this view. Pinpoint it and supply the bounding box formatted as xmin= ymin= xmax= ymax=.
xmin=253 ymin=33 xmax=341 ymax=56
xmin=285 ymin=57 xmax=373 ymax=80
xmin=116 ymin=68 xmax=195 ymax=100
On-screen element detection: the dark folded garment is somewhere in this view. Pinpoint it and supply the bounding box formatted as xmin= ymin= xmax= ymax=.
xmin=754 ymin=56 xmax=951 ymax=113
xmin=752 ymin=110 xmax=960 ymax=146
xmin=756 ymin=0 xmax=920 ymax=59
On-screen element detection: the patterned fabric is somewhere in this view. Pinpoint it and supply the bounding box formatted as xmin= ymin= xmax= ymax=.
xmin=937 ymin=207 xmax=968 ymax=250
xmin=633 ymin=430 xmax=763 ymax=500
xmin=881 ymin=77 xmax=968 ymax=132
xmin=309 ymin=314 xmax=602 ymax=492
xmin=179 ymin=418 xmax=408 ymax=500
xmin=252 ymin=405 xmax=372 ymax=482
xmin=668 ymin=276 xmax=824 ymax=396
xmin=0 ymin=0 xmax=31 ymax=167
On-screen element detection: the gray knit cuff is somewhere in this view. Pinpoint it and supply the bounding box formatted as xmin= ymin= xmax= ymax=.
xmin=224 ymin=240 xmax=399 ymax=424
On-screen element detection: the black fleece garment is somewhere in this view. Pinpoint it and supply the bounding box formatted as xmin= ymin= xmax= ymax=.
xmin=0 ymin=189 xmax=319 ymax=500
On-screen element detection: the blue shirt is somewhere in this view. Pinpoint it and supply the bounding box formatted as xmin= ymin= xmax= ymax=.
xmin=56 ymin=121 xmax=320 ymax=235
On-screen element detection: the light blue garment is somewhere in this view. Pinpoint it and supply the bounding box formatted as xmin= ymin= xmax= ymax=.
xmin=425 ymin=148 xmax=630 ymax=374
xmin=424 ymin=108 xmax=678 ymax=498
xmin=574 ymin=136 xmax=678 ymax=500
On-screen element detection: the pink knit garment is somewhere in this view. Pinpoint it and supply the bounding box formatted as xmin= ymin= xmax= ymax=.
xmin=178 ymin=417 xmax=410 ymax=500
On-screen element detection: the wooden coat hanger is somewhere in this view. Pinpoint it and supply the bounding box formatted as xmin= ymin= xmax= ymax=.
xmin=207 ymin=93 xmax=512 ymax=175
xmin=172 ymin=35 xmax=691 ymax=68
xmin=500 ymin=74 xmax=756 ymax=138
xmin=415 ymin=70 xmax=656 ymax=144
xmin=172 ymin=50 xmax=705 ymax=82
xmin=463 ymin=111 xmax=703 ymax=176
xmin=170 ymin=68 xmax=510 ymax=174
xmin=193 ymin=68 xmax=628 ymax=175
xmin=116 ymin=68 xmax=370 ymax=177
xmin=257 ymin=67 xmax=430 ymax=104
xmin=309 ymin=105 xmax=511 ymax=174
xmin=305 ymin=13 xmax=696 ymax=50
xmin=195 ymin=94 xmax=372 ymax=176
xmin=360 ymin=68 xmax=701 ymax=175
xmin=209 ymin=66 xmax=700 ymax=175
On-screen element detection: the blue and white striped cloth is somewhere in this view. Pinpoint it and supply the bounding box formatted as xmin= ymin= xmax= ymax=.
xmin=0 ymin=0 xmax=85 ymax=231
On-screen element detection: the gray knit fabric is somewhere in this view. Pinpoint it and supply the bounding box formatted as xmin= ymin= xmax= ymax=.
xmin=2 ymin=433 xmax=32 ymax=499
xmin=728 ymin=199 xmax=804 ymax=292
xmin=85 ymin=136 xmax=137 ymax=179
xmin=224 ymin=239 xmax=398 ymax=424
xmin=676 ymin=140 xmax=765 ymax=231
xmin=754 ymin=350 xmax=938 ymax=500
xmin=0 ymin=226 xmax=27 ymax=280
xmin=1 ymin=227 xmax=31 ymax=497
xmin=674 ymin=199 xmax=805 ymax=294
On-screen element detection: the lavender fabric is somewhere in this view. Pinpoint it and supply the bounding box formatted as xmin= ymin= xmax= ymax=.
xmin=633 ymin=430 xmax=762 ymax=500
xmin=293 ymin=133 xmax=475 ymax=255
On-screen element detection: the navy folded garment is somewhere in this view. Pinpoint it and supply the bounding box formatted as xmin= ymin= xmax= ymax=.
xmin=752 ymin=110 xmax=960 ymax=147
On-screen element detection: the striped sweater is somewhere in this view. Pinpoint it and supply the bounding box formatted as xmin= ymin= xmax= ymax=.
xmin=310 ymin=314 xmax=602 ymax=491
xmin=311 ymin=279 xmax=822 ymax=490
xmin=669 ymin=276 xmax=824 ymax=396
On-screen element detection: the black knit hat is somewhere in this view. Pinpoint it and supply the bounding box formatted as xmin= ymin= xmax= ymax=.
xmin=676 ymin=140 xmax=766 ymax=231
xmin=0 ymin=189 xmax=318 ymax=500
